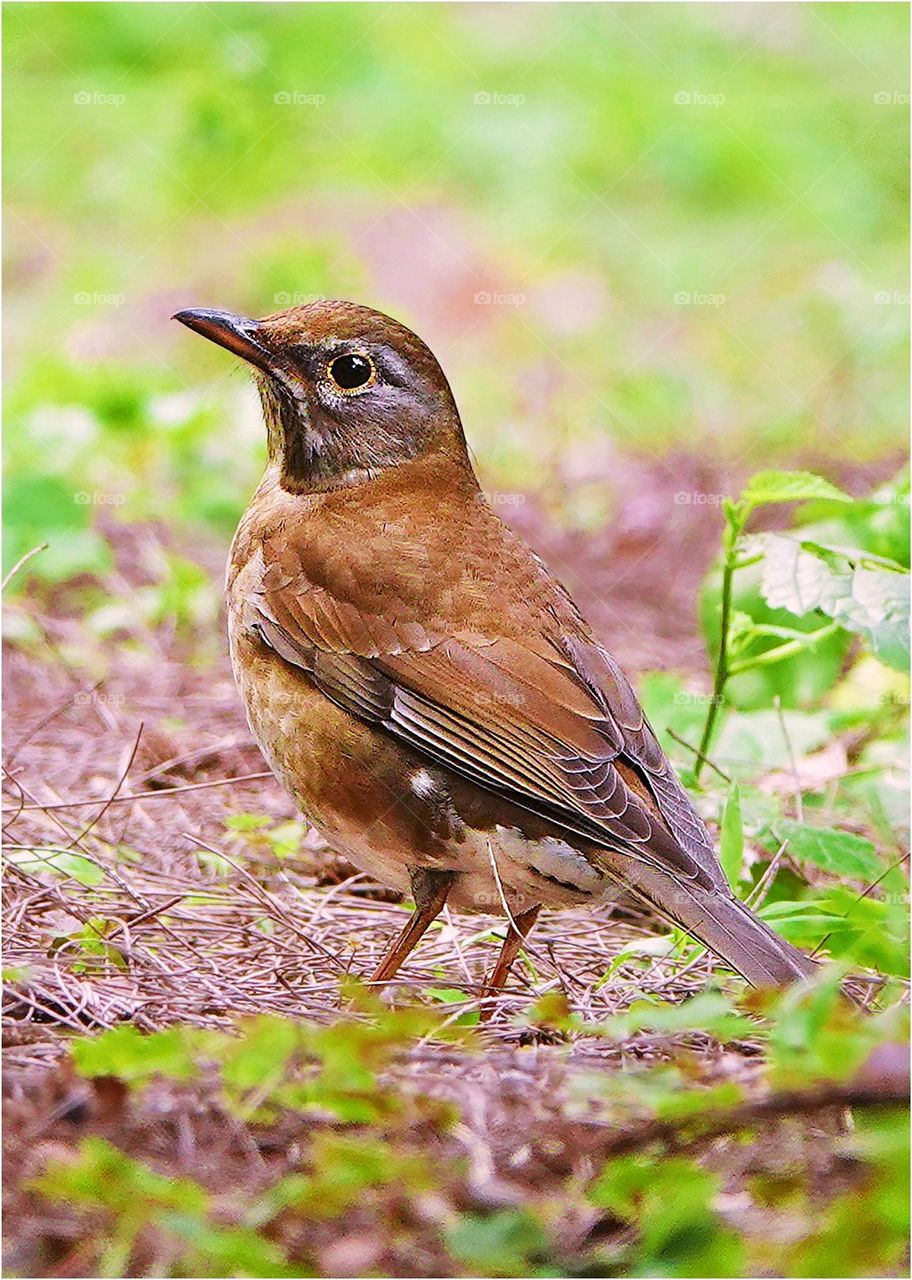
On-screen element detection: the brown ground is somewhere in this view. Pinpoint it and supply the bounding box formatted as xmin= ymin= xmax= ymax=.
xmin=2 ymin=457 xmax=902 ymax=1277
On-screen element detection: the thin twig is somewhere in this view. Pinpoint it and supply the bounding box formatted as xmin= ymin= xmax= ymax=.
xmin=811 ymin=851 xmax=911 ymax=959
xmin=774 ymin=695 xmax=804 ymax=823
xmin=2 ymin=543 xmax=48 ymax=592
xmin=745 ymin=839 xmax=790 ymax=909
xmin=486 ymin=838 xmax=520 ymax=935
xmin=572 ymin=1077 xmax=910 ymax=1161
xmin=1 ymin=772 xmax=274 ymax=815
xmin=64 ymin=724 xmax=145 ymax=849
xmin=666 ymin=729 xmax=732 ymax=783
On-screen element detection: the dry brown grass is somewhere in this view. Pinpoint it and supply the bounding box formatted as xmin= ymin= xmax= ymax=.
xmin=3 ymin=493 xmax=905 ymax=1277
xmin=3 ymin=607 xmax=730 ymax=1067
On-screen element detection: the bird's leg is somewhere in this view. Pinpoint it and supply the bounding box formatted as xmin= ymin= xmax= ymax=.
xmin=368 ymin=867 xmax=456 ymax=985
xmin=479 ymin=903 xmax=542 ymax=1019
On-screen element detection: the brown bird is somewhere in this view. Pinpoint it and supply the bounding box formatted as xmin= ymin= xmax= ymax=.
xmin=174 ymin=299 xmax=818 ymax=1007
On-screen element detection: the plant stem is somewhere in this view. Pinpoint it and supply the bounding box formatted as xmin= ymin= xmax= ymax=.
xmin=728 ymin=621 xmax=840 ymax=675
xmin=694 ymin=511 xmax=742 ymax=782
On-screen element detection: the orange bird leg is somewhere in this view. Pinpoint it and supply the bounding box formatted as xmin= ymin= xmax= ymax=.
xmin=480 ymin=903 xmax=542 ymax=1018
xmin=368 ymin=868 xmax=455 ymax=985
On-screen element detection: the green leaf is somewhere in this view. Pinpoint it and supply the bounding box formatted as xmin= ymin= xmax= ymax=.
xmin=589 ymin=1154 xmax=745 ymax=1277
xmin=761 ymin=887 xmax=909 ymax=975
xmin=219 ymin=1015 xmax=304 ymax=1093
xmin=266 ymin=820 xmax=305 ymax=857
xmin=5 ymin=847 xmax=104 ymax=885
xmin=224 ymin=813 xmax=272 ymax=833
xmin=256 ymin=1133 xmax=431 ymax=1224
xmin=636 ymin=671 xmax=714 ymax=752
xmin=162 ymin=1215 xmax=306 ymax=1279
xmin=589 ymin=992 xmax=758 ymax=1044
xmin=737 ymin=784 xmax=782 ymax=836
xmin=654 ymin=1079 xmax=744 ymax=1121
xmin=2 ymin=473 xmax=112 ymax=584
xmin=757 ymin=534 xmax=910 ymax=671
xmin=764 ymin=971 xmax=909 ymax=1088
xmin=700 ymin=556 xmax=851 ymax=710
xmin=719 ymin=785 xmax=744 ymax=889
xmin=712 ymin=709 xmax=832 ymax=776
xmin=756 ymin=533 xmax=843 ymax=615
xmin=740 ymin=471 xmax=852 ymax=509
xmin=446 ymin=1210 xmax=551 ymax=1278
xmin=789 ymin=1110 xmax=910 ymax=1276
xmin=771 ymin=820 xmax=882 ymax=881
xmin=72 ymin=1025 xmax=200 ymax=1084
xmin=847 ymin=564 xmax=911 ymax=671
xmin=32 ymin=1137 xmax=208 ymax=1214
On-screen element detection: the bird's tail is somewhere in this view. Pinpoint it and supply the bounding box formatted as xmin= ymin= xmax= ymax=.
xmin=605 ymin=855 xmax=818 ymax=987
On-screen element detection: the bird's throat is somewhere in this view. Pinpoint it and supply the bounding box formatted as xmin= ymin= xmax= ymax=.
xmin=257 ymin=376 xmax=382 ymax=495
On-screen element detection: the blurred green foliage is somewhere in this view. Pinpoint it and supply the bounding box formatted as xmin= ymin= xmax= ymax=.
xmin=4 ymin=2 xmax=909 ymax=579
xmin=32 ymin=981 xmax=909 ymax=1278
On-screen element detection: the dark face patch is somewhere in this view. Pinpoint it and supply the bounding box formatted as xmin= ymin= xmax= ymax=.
xmin=257 ymin=333 xmax=463 ymax=492
xmin=177 ymin=299 xmax=470 ymax=494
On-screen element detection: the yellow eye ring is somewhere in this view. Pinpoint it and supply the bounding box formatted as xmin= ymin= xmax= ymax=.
xmin=326 ymin=351 xmax=376 ymax=393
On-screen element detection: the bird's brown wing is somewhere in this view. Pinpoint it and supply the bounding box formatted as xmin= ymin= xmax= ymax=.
xmin=253 ymin=561 xmax=724 ymax=892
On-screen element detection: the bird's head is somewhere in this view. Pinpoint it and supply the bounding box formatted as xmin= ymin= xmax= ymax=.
xmin=173 ymin=300 xmax=468 ymax=493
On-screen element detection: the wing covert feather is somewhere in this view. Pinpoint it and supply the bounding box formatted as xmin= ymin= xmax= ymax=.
xmin=253 ymin=568 xmax=723 ymax=890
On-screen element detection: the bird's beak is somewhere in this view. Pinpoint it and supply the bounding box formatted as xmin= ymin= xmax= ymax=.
xmin=172 ymin=308 xmax=275 ymax=375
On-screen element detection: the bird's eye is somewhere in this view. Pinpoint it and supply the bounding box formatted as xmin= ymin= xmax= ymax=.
xmin=327 ymin=352 xmax=375 ymax=392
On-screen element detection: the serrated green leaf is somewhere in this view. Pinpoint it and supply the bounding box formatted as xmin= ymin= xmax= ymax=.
xmin=847 ymin=564 xmax=910 ymax=671
xmin=756 ymin=534 xmax=910 ymax=670
xmin=756 ymin=533 xmax=845 ymax=616
xmin=772 ymin=820 xmax=882 ymax=881
xmin=740 ymin=471 xmax=852 ymax=508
